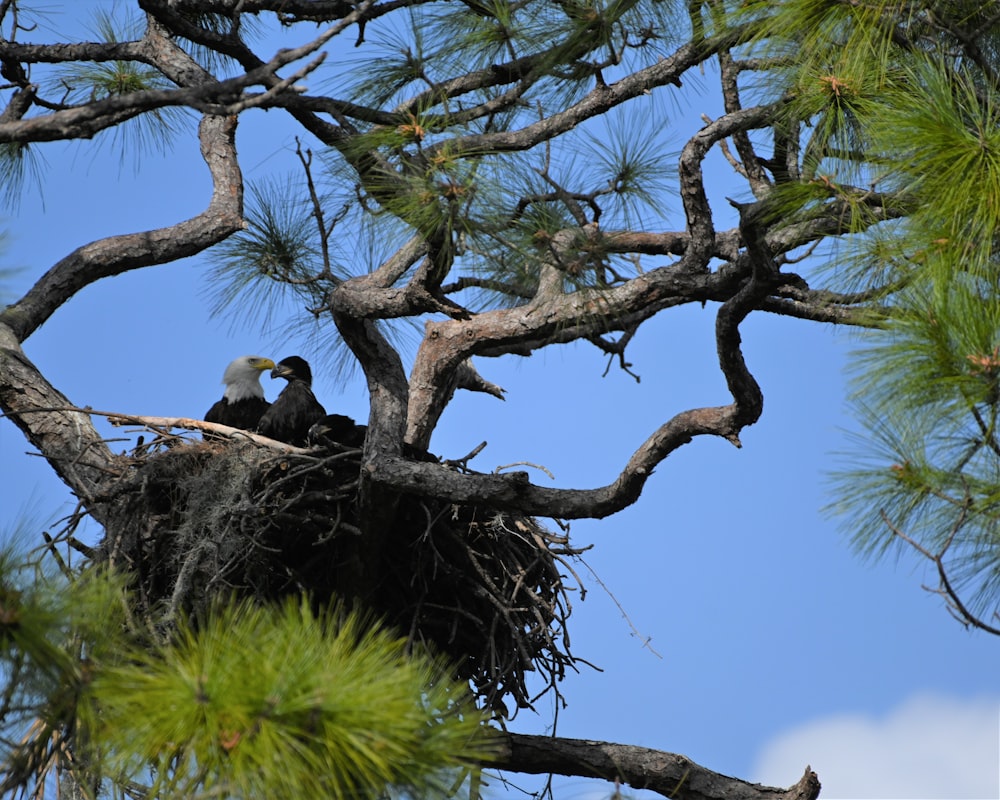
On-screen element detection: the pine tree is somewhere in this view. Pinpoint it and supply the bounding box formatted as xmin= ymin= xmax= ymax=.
xmin=2 ymin=1 xmax=999 ymax=798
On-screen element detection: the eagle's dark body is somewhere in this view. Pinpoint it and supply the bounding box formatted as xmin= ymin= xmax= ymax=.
xmin=258 ymin=356 xmax=327 ymax=446
xmin=205 ymin=396 xmax=271 ymax=430
xmin=308 ymin=414 xmax=367 ymax=448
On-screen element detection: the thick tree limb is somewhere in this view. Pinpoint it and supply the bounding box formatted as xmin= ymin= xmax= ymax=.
xmin=0 ymin=40 xmax=146 ymax=66
xmin=0 ymin=116 xmax=241 ymax=342
xmin=492 ymin=733 xmax=820 ymax=800
xmin=375 ymin=403 xmax=754 ymax=519
xmin=0 ymin=330 xmax=115 ymax=515
xmin=331 ymin=313 xmax=411 ymax=601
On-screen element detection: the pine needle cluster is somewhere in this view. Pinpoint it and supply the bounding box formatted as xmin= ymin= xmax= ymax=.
xmin=831 ymin=279 xmax=1000 ymax=621
xmin=86 ymin=598 xmax=492 ymax=800
xmin=0 ymin=545 xmax=493 ymax=800
xmin=733 ymin=0 xmax=1000 ymax=625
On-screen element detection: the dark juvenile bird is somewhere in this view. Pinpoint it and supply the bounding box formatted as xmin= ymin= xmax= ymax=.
xmin=204 ymin=355 xmax=276 ymax=431
xmin=309 ymin=414 xmax=440 ymax=465
xmin=308 ymin=414 xmax=367 ymax=449
xmin=257 ymin=356 xmax=327 ymax=446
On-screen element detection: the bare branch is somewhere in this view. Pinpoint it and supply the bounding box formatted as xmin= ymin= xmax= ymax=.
xmin=880 ymin=509 xmax=1000 ymax=637
xmin=491 ymin=733 xmax=821 ymax=800
xmin=0 ymin=114 xmax=242 ymax=341
xmin=105 ymin=414 xmax=313 ymax=453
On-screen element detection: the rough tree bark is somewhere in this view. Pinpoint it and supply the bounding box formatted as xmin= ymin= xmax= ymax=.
xmin=0 ymin=1 xmax=900 ymax=796
xmin=497 ymin=734 xmax=821 ymax=800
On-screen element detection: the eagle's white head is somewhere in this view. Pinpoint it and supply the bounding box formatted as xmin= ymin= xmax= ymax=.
xmin=221 ymin=355 xmax=276 ymax=402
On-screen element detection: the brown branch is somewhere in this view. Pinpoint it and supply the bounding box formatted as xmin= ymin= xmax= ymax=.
xmin=104 ymin=414 xmax=312 ymax=454
xmin=374 ymin=401 xmax=752 ymax=519
xmin=0 ymin=116 xmax=241 ymax=343
xmin=760 ymin=296 xmax=884 ymax=326
xmin=0 ymin=40 xmax=147 ymax=66
xmin=880 ymin=509 xmax=1000 ymax=636
xmin=331 ymin=312 xmax=411 ymax=600
xmin=716 ymin=49 xmax=771 ymax=198
xmin=490 ymin=733 xmax=820 ymax=800
xmin=0 ymin=332 xmax=114 ymax=517
xmin=1 ymin=16 xmax=247 ymax=342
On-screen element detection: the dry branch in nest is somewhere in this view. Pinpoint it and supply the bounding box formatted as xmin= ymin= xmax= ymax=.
xmin=92 ymin=434 xmax=588 ymax=718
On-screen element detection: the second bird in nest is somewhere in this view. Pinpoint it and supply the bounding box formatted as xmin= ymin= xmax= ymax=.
xmin=257 ymin=356 xmax=327 ymax=446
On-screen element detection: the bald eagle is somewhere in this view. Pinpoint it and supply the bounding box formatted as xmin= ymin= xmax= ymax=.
xmin=257 ymin=356 xmax=327 ymax=446
xmin=308 ymin=414 xmax=367 ymax=449
xmin=204 ymin=355 xmax=276 ymax=431
xmin=308 ymin=414 xmax=440 ymax=464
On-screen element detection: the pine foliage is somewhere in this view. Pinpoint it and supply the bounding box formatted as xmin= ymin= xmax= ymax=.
xmin=745 ymin=1 xmax=1000 ymax=626
xmin=7 ymin=0 xmax=1000 ymax=795
xmin=0 ymin=546 xmax=492 ymax=799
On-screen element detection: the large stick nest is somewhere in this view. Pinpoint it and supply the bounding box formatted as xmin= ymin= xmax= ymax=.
xmin=93 ymin=436 xmax=587 ymax=718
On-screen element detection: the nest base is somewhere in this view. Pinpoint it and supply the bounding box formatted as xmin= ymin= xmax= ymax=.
xmin=95 ymin=440 xmax=586 ymax=717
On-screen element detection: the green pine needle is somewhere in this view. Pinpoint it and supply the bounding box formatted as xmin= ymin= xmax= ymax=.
xmin=84 ymin=598 xmax=492 ymax=800
xmin=830 ymin=279 xmax=1000 ymax=617
xmin=51 ymin=6 xmax=189 ymax=167
xmin=0 ymin=142 xmax=48 ymax=213
xmin=867 ymin=59 xmax=1000 ymax=254
xmin=205 ymin=175 xmax=326 ymax=332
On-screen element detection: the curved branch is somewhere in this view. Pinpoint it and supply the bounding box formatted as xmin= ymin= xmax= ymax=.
xmin=330 ymin=312 xmax=412 ymax=602
xmin=491 ymin=733 xmax=821 ymax=800
xmin=422 ymin=33 xmax=759 ymax=165
xmin=0 ymin=330 xmax=116 ymax=516
xmin=0 ymin=30 xmax=246 ymax=513
xmin=0 ymin=114 xmax=242 ymax=341
xmin=381 ymin=248 xmax=766 ymax=520
xmin=375 ymin=401 xmax=755 ymax=519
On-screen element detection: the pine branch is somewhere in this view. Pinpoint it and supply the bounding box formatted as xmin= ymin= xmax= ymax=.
xmin=491 ymin=733 xmax=821 ymax=800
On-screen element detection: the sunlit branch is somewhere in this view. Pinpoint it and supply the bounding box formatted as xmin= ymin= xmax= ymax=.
xmin=492 ymin=733 xmax=821 ymax=800
xmin=1 ymin=115 xmax=242 ymax=340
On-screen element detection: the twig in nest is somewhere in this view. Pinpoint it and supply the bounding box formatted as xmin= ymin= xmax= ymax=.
xmin=107 ymin=413 xmax=312 ymax=453
xmin=494 ymin=461 xmax=555 ymax=480
xmin=579 ymin=555 xmax=662 ymax=658
xmin=442 ymin=441 xmax=488 ymax=472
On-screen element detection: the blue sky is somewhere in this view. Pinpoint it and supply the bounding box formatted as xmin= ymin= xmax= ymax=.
xmin=1 ymin=4 xmax=998 ymax=799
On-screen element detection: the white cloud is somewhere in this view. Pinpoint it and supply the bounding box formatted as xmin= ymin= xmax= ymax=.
xmin=752 ymin=693 xmax=999 ymax=799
